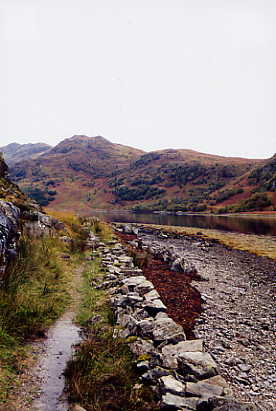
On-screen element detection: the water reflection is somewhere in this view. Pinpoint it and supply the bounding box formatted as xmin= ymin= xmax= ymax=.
xmin=88 ymin=211 xmax=276 ymax=236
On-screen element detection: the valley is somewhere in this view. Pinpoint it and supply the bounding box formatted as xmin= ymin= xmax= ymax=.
xmin=0 ymin=140 xmax=275 ymax=410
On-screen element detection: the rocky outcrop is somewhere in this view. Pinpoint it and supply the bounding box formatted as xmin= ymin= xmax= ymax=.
xmin=87 ymin=232 xmax=260 ymax=411
xmin=22 ymin=210 xmax=65 ymax=237
xmin=0 ymin=200 xmax=20 ymax=280
xmin=0 ymin=201 xmax=65 ymax=282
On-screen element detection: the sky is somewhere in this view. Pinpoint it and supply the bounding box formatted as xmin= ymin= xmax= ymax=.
xmin=0 ymin=0 xmax=275 ymax=159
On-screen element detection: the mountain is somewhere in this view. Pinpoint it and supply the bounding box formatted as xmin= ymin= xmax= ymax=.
xmin=6 ymin=135 xmax=275 ymax=213
xmin=0 ymin=142 xmax=51 ymax=166
xmin=9 ymin=135 xmax=144 ymax=210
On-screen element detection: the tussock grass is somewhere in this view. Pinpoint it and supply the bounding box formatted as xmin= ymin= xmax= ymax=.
xmin=65 ymin=259 xmax=158 ymax=411
xmin=142 ymin=223 xmax=276 ymax=260
xmin=84 ymin=217 xmax=114 ymax=243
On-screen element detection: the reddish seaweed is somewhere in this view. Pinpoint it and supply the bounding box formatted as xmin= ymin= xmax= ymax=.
xmin=117 ymin=232 xmax=202 ymax=339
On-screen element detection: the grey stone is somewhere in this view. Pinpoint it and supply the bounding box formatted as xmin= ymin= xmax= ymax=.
xmin=138 ymin=317 xmax=185 ymax=344
xmin=135 ymin=280 xmax=154 ymax=295
xmin=152 ymin=317 xmax=186 ymax=344
xmin=111 ymin=295 xmax=129 ymax=308
xmin=171 ymin=257 xmax=197 ymax=274
xmin=159 ymin=375 xmax=186 ymax=396
xmin=144 ymin=299 xmax=167 ymax=315
xmin=178 ymin=351 xmax=218 ymax=380
xmin=122 ymin=276 xmax=147 ymax=290
xmin=138 ymin=318 xmax=155 ymax=339
xmin=141 ymin=367 xmax=170 ymax=383
xmin=160 ymin=393 xmax=199 ymax=410
xmin=144 ymin=289 xmax=161 ymax=301
xmin=117 ymin=314 xmax=138 ymax=335
xmin=127 ymin=292 xmax=144 ymax=305
xmin=132 ymin=308 xmax=149 ymax=321
xmin=185 ymin=381 xmax=224 ymax=398
xmin=161 ymin=340 xmax=203 ymax=369
xmin=162 ymin=340 xmax=203 ymax=358
xmin=129 ymin=338 xmax=156 ymax=356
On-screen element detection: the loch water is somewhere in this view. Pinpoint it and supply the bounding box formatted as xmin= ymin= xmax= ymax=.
xmin=89 ymin=211 xmax=276 ymax=236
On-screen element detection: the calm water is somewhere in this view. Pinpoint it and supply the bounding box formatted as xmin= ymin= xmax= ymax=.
xmin=89 ymin=211 xmax=276 ymax=236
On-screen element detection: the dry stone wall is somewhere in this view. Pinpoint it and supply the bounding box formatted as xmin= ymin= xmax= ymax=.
xmin=91 ymin=226 xmax=257 ymax=411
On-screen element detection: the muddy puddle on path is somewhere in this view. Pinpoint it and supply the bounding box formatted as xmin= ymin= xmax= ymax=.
xmin=31 ymin=309 xmax=81 ymax=411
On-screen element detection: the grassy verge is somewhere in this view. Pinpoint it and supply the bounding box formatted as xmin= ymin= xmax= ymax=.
xmin=139 ymin=223 xmax=276 ymax=260
xmin=0 ymin=235 xmax=75 ymax=403
xmin=65 ymin=256 xmax=158 ymax=411
xmin=0 ymin=212 xmax=93 ymax=404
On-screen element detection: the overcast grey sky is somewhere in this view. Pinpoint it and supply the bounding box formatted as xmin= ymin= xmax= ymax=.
xmin=0 ymin=0 xmax=275 ymax=158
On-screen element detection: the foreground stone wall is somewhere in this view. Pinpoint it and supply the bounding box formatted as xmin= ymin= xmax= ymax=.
xmin=91 ymin=226 xmax=257 ymax=411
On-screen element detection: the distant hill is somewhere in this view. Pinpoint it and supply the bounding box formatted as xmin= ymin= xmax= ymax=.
xmin=6 ymin=135 xmax=275 ymax=213
xmin=0 ymin=142 xmax=51 ymax=166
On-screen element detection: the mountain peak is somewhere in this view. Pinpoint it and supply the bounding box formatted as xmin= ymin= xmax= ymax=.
xmin=68 ymin=135 xmax=111 ymax=143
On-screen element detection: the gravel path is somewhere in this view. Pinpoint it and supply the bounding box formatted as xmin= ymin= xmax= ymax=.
xmin=138 ymin=229 xmax=276 ymax=409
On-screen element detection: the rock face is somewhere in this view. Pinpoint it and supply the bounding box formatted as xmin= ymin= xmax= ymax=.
xmin=0 ymin=200 xmax=20 ymax=280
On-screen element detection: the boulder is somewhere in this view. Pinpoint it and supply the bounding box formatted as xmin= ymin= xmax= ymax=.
xmin=160 ymin=393 xmax=199 ymax=410
xmin=178 ymin=351 xmax=218 ymax=380
xmin=129 ymin=338 xmax=156 ymax=356
xmin=152 ymin=317 xmax=186 ymax=344
xmin=159 ymin=375 xmax=186 ymax=396
xmin=185 ymin=381 xmax=224 ymax=398
xmin=135 ymin=280 xmax=154 ymax=295
xmin=161 ymin=340 xmax=203 ymax=369
xmin=171 ymin=257 xmax=197 ymax=275
xmin=144 ymin=289 xmax=161 ymax=301
xmin=144 ymin=299 xmax=167 ymax=316
xmin=122 ymin=276 xmax=147 ymax=291
xmin=138 ymin=317 xmax=185 ymax=344
xmin=141 ymin=367 xmax=170 ymax=383
xmin=162 ymin=340 xmax=203 ymax=357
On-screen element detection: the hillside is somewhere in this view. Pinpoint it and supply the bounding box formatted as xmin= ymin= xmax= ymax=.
xmin=4 ymin=135 xmax=275 ymax=213
xmin=8 ymin=135 xmax=144 ymax=210
xmin=0 ymin=153 xmax=37 ymax=210
xmin=0 ymin=142 xmax=51 ymax=166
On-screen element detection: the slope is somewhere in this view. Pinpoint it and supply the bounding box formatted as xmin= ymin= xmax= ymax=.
xmin=9 ymin=135 xmax=144 ymax=210
xmin=0 ymin=142 xmax=51 ymax=166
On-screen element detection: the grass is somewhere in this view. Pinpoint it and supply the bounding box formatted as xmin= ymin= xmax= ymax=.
xmin=65 ymin=258 xmax=158 ymax=411
xmin=0 ymin=234 xmax=74 ymax=403
xmin=0 ymin=212 xmax=92 ymax=404
xmin=140 ymin=223 xmax=276 ymax=260
xmin=83 ymin=217 xmax=114 ymax=243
